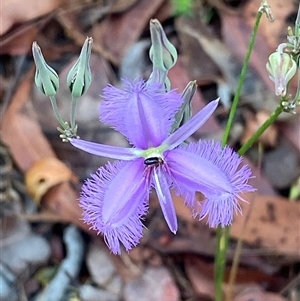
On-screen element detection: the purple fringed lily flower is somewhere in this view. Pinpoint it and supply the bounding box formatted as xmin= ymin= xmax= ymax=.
xmin=70 ymin=80 xmax=254 ymax=254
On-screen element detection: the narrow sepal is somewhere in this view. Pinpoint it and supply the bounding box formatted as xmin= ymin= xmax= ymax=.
xmin=163 ymin=99 xmax=219 ymax=150
xmin=69 ymin=138 xmax=139 ymax=160
xmin=153 ymin=167 xmax=178 ymax=233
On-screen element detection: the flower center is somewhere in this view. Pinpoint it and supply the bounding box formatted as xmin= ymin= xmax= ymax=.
xmin=144 ymin=156 xmax=164 ymax=166
xmin=138 ymin=143 xmax=169 ymax=160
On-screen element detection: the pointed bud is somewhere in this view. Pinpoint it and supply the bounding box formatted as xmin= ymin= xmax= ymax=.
xmin=32 ymin=42 xmax=59 ymax=96
xmin=149 ymin=19 xmax=177 ymax=71
xmin=171 ymin=81 xmax=196 ymax=132
xmin=67 ymin=37 xmax=93 ymax=98
xmin=266 ymin=52 xmax=297 ymax=97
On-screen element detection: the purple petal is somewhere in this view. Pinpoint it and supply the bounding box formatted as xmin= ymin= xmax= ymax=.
xmin=167 ymin=147 xmax=231 ymax=195
xmin=153 ymin=166 xmax=177 ymax=233
xmin=69 ymin=138 xmax=139 ymax=160
xmin=166 ymin=141 xmax=255 ymax=227
xmin=80 ymin=159 xmax=150 ymax=254
xmin=199 ymin=195 xmax=242 ymax=228
xmin=163 ymin=99 xmax=219 ymax=150
xmin=100 ymin=80 xmax=183 ymax=148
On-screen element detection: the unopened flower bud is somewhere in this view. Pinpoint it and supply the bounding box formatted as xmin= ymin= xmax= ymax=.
xmin=149 ymin=19 xmax=177 ymax=71
xmin=171 ymin=81 xmax=196 ymax=132
xmin=67 ymin=37 xmax=93 ymax=98
xmin=32 ymin=42 xmax=59 ymax=96
xmin=266 ymin=52 xmax=297 ymax=97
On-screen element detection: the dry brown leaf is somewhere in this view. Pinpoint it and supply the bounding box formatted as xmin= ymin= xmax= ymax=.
xmin=61 ymin=0 xmax=139 ymax=14
xmin=1 ymin=70 xmax=56 ymax=171
xmin=172 ymin=191 xmax=299 ymax=257
xmin=220 ymin=13 xmax=274 ymax=93
xmin=241 ymin=110 xmax=278 ymax=147
xmin=233 ymin=286 xmax=288 ymax=301
xmin=221 ymin=0 xmax=298 ymax=96
xmin=175 ymin=17 xmax=220 ymax=82
xmin=0 ymin=0 xmax=61 ymax=36
xmin=231 ymin=194 xmax=300 ymax=258
xmin=25 ymin=157 xmax=78 ymax=203
xmin=243 ymin=0 xmax=295 ymax=49
xmin=0 ymin=17 xmax=51 ymax=55
xmin=184 ymin=256 xmax=285 ymax=300
xmin=91 ymin=0 xmax=165 ymax=64
xmin=184 ymin=256 xmax=215 ymax=299
xmin=168 ymin=58 xmax=222 ymax=135
xmin=0 ymin=70 xmax=87 ymax=232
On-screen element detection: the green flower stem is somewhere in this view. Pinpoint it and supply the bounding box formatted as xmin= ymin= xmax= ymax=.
xmin=49 ymin=96 xmax=67 ymax=129
xmin=215 ymin=7 xmax=264 ymax=301
xmin=225 ymin=103 xmax=284 ymax=301
xmin=214 ymin=225 xmax=230 ymax=301
xmin=221 ymin=9 xmax=263 ymax=147
xmin=238 ymin=104 xmax=284 ymax=156
xmin=217 ymin=103 xmax=284 ymax=301
xmin=70 ymin=96 xmax=79 ymax=131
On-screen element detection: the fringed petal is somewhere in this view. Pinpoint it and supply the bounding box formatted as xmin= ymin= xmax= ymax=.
xmin=100 ymin=79 xmax=183 ymax=148
xmin=80 ymin=159 xmax=150 ymax=254
xmin=199 ymin=194 xmax=242 ymax=228
xmin=166 ymin=141 xmax=255 ymax=227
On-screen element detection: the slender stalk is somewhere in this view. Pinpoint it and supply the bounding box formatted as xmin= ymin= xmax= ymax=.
xmin=70 ymin=96 xmax=79 ymax=131
xmin=238 ymin=104 xmax=283 ymax=156
xmin=214 ymin=226 xmax=230 ymax=301
xmin=226 ymin=233 xmax=243 ymax=301
xmin=221 ymin=10 xmax=263 ymax=147
xmin=214 ymin=8 xmax=264 ymax=301
xmin=49 ymin=96 xmax=67 ymax=129
xmin=225 ymin=103 xmax=284 ymax=301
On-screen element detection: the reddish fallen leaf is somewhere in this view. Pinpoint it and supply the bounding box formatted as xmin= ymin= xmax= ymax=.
xmin=168 ymin=58 xmax=222 ymax=135
xmin=170 ymin=190 xmax=300 ymax=258
xmin=175 ymin=16 xmax=220 ymax=82
xmin=0 ymin=69 xmax=89 ymax=230
xmin=220 ymin=13 xmax=274 ymax=93
xmin=241 ymin=110 xmax=278 ymax=147
xmin=184 ymin=255 xmax=285 ymax=300
xmin=1 ymin=70 xmax=55 ymax=171
xmin=62 ymin=0 xmax=139 ymax=15
xmin=231 ymin=194 xmax=300 ymax=258
xmin=233 ymin=287 xmax=288 ymax=301
xmin=243 ymin=0 xmax=294 ymax=50
xmin=0 ymin=0 xmax=61 ymax=35
xmin=221 ymin=0 xmax=298 ymax=95
xmin=184 ymin=256 xmax=215 ymax=299
xmin=92 ymin=0 xmax=165 ymax=64
xmin=0 ymin=16 xmax=51 ymax=55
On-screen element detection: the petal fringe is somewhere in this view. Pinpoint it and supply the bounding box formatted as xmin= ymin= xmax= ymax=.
xmin=80 ymin=159 xmax=150 ymax=254
xmin=167 ymin=140 xmax=255 ymax=227
xmin=100 ymin=79 xmax=183 ymax=148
